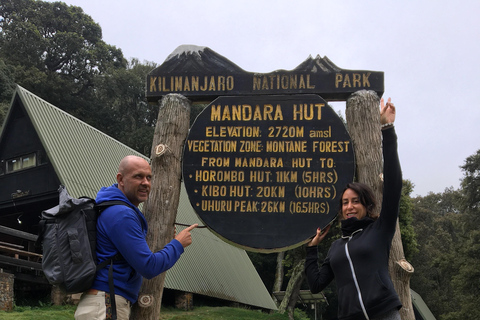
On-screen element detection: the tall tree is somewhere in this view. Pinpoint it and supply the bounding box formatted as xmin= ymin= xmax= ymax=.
xmin=0 ymin=0 xmax=126 ymax=115
xmin=398 ymin=180 xmax=418 ymax=261
xmin=94 ymin=58 xmax=158 ymax=155
xmin=410 ymin=149 xmax=480 ymax=320
xmin=410 ymin=190 xmax=460 ymax=318
xmin=442 ymin=149 xmax=480 ymax=320
xmin=0 ymin=58 xmax=15 ymax=126
xmin=0 ymin=1 xmax=162 ymax=155
xmin=460 ymin=149 xmax=480 ymax=212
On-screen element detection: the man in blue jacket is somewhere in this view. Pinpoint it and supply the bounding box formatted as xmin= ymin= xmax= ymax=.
xmin=75 ymin=155 xmax=197 ymax=320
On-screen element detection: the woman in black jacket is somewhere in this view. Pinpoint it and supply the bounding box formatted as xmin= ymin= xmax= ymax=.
xmin=305 ymin=97 xmax=402 ymax=320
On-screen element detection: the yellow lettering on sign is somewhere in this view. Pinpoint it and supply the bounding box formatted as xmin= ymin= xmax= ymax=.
xmin=309 ymin=126 xmax=331 ymax=138
xmin=312 ymin=141 xmax=350 ymax=153
xmin=249 ymin=171 xmax=273 ymax=182
xmin=148 ymin=75 xmax=234 ymax=92
xmin=275 ymin=171 xmax=298 ymax=183
xmin=201 ymin=157 xmax=230 ymax=167
xmin=303 ymin=171 xmax=335 ymax=183
xmin=295 ymin=186 xmax=332 ymax=199
xmin=252 ymin=74 xmax=315 ymax=90
xmin=293 ymin=104 xmax=325 ymax=120
xmin=234 ymin=200 xmax=259 ymax=212
xmin=229 ymin=185 xmax=253 ymax=197
xmin=290 ymin=201 xmax=327 ymax=214
xmin=265 ymin=141 xmax=307 ymax=153
xmin=335 ymin=73 xmax=372 ymax=88
xmin=234 ymin=157 xmax=284 ymax=168
xmin=210 ymin=104 xmax=283 ymax=121
xmin=291 ymin=158 xmax=312 ymax=168
xmin=256 ymin=186 xmax=285 ymax=198
xmin=195 ymin=170 xmax=245 ymax=182
xmin=187 ymin=140 xmax=237 ymax=152
xmin=201 ymin=200 xmax=233 ymax=212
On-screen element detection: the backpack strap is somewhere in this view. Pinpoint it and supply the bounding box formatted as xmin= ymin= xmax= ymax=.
xmin=35 ymin=219 xmax=46 ymax=248
xmin=97 ymin=200 xmax=145 ymax=232
xmin=97 ymin=254 xmax=123 ymax=320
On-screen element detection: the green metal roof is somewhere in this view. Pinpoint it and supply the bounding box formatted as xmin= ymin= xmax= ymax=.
xmin=10 ymin=85 xmax=277 ymax=310
xmin=16 ymin=85 xmax=142 ymax=199
xmin=411 ymin=289 xmax=436 ymax=320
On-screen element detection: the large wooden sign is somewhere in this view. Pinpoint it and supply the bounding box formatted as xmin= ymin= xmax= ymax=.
xmin=146 ymin=45 xmax=384 ymax=102
xmin=182 ymin=94 xmax=354 ymax=252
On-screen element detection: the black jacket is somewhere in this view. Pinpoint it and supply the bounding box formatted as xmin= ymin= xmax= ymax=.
xmin=305 ymin=127 xmax=402 ymax=320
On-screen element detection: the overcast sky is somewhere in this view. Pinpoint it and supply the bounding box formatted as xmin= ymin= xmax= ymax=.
xmin=48 ymin=0 xmax=479 ymax=196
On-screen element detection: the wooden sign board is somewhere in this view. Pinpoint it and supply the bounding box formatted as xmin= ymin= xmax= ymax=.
xmin=182 ymin=94 xmax=354 ymax=252
xmin=147 ymin=46 xmax=384 ymax=102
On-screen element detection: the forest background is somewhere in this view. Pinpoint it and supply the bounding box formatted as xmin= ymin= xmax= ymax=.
xmin=0 ymin=1 xmax=479 ymax=319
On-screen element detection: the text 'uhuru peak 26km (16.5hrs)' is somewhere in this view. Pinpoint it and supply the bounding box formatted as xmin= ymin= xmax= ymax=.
xmin=182 ymin=94 xmax=355 ymax=252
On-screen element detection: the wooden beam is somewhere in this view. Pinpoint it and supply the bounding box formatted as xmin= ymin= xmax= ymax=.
xmin=0 ymin=245 xmax=42 ymax=258
xmin=0 ymin=225 xmax=38 ymax=242
xmin=0 ymin=254 xmax=42 ymax=270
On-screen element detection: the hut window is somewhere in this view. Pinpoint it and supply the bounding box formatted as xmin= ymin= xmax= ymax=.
xmin=6 ymin=153 xmax=37 ymax=173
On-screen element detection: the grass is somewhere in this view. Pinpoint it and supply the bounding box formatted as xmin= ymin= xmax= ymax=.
xmin=0 ymin=305 xmax=309 ymax=320
xmin=158 ymin=306 xmax=301 ymax=320
xmin=0 ymin=305 xmax=76 ymax=320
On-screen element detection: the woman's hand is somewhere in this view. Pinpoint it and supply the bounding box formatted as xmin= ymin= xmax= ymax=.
xmin=380 ymin=97 xmax=396 ymax=125
xmin=307 ymin=224 xmax=331 ymax=247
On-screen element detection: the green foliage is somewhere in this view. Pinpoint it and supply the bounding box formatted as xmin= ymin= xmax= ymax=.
xmin=410 ymin=149 xmax=480 ymax=319
xmin=460 ymin=149 xmax=480 ymax=212
xmin=0 ymin=0 xmax=125 ymax=74
xmin=0 ymin=0 xmax=159 ymax=155
xmin=398 ymin=179 xmax=418 ymax=260
xmin=92 ymin=58 xmax=158 ymax=155
xmin=0 ymin=0 xmax=126 ymax=112
xmin=410 ymin=190 xmax=461 ymax=317
xmin=0 ymin=58 xmax=15 ymax=126
xmin=292 ymin=308 xmax=310 ymax=320
xmin=247 ymin=251 xmax=279 ymax=292
xmin=191 ymin=103 xmax=208 ymax=126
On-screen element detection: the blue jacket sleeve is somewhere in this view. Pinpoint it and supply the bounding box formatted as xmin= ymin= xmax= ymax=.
xmin=104 ymin=207 xmax=184 ymax=279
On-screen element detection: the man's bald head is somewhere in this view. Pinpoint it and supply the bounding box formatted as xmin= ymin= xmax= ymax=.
xmin=118 ymin=155 xmax=149 ymax=175
xmin=116 ymin=155 xmax=152 ymax=206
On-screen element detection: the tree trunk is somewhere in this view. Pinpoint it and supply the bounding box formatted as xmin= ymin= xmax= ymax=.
xmin=278 ymin=247 xmax=305 ymax=318
xmin=390 ymin=222 xmax=415 ymax=319
xmin=287 ymin=270 xmax=304 ymax=320
xmin=130 ymin=94 xmax=191 ymax=320
xmin=272 ymin=250 xmax=285 ymax=303
xmin=345 ymin=90 xmax=414 ymax=320
xmin=345 ymin=90 xmax=383 ymax=216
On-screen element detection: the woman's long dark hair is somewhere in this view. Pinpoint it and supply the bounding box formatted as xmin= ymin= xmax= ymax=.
xmin=338 ymin=182 xmax=378 ymax=220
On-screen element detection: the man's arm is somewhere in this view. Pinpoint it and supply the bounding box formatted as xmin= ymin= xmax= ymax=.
xmin=107 ymin=208 xmax=185 ymax=279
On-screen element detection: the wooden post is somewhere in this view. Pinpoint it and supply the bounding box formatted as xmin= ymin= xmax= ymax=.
xmin=345 ymin=90 xmax=383 ymax=216
xmin=174 ymin=291 xmax=193 ymax=311
xmin=0 ymin=270 xmax=14 ymax=311
xmin=51 ymin=285 xmax=67 ymax=305
xmin=345 ymin=90 xmax=414 ymax=320
xmin=130 ymin=94 xmax=191 ymax=320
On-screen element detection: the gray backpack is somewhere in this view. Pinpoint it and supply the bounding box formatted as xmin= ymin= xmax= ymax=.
xmin=36 ymin=185 xmax=129 ymax=318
